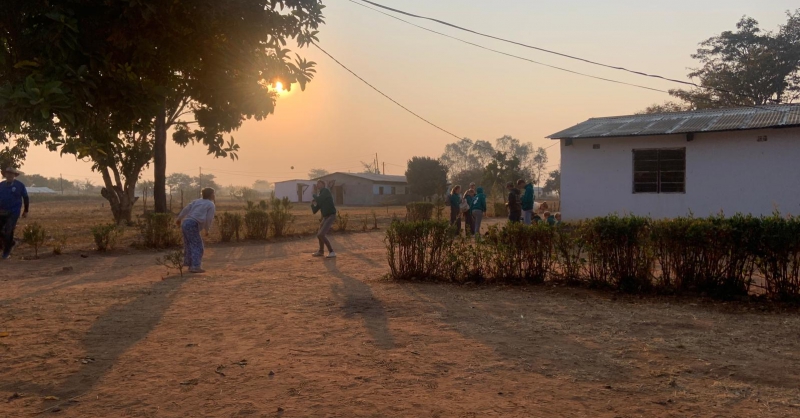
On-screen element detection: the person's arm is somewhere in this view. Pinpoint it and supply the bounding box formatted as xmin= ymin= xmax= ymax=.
xmin=21 ymin=184 xmax=29 ymax=217
xmin=205 ymin=203 xmax=216 ymax=233
xmin=176 ymin=201 xmax=192 ymax=225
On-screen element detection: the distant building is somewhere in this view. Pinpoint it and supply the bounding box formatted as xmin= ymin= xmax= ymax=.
xmin=314 ymin=172 xmax=410 ymax=206
xmin=274 ymin=179 xmax=314 ymax=203
xmin=26 ymin=187 xmax=58 ymax=194
xmin=548 ymin=104 xmax=800 ymax=220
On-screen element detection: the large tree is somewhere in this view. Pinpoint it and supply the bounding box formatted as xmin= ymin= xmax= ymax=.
xmin=0 ymin=0 xmax=325 ymax=221
xmin=642 ymin=10 xmax=800 ymax=111
xmin=405 ymin=157 xmax=447 ymax=200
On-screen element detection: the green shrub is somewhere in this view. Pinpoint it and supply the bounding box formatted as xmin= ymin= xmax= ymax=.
xmin=432 ymin=196 xmax=446 ymax=220
xmin=50 ymin=229 xmax=68 ymax=255
xmin=483 ymin=223 xmax=555 ymax=284
xmin=269 ymin=195 xmax=294 ymax=237
xmin=244 ymin=209 xmax=270 ymax=240
xmin=651 ymin=214 xmax=758 ymax=297
xmin=336 ymin=212 xmax=350 ymax=232
xmin=218 ymin=212 xmax=243 ymax=242
xmin=139 ymin=213 xmax=181 ymax=249
xmin=92 ymin=223 xmax=122 ymax=251
xmin=582 ymin=215 xmax=654 ymax=292
xmin=385 ymin=220 xmax=455 ymax=281
xmin=22 ymin=222 xmax=47 ymax=258
xmin=156 ymin=249 xmax=185 ymax=277
xmin=406 ymin=202 xmax=435 ymax=221
xmin=553 ymin=223 xmax=588 ymax=284
xmin=756 ymin=213 xmax=800 ymax=300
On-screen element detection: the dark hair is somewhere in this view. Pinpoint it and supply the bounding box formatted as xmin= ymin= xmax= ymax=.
xmin=506 ymin=182 xmax=514 ymax=188
xmin=516 ymin=179 xmax=525 ymax=185
xmin=201 ymin=187 xmax=215 ymax=199
xmin=451 ymin=185 xmax=461 ymax=194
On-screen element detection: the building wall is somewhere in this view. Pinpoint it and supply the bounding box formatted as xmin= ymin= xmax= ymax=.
xmin=316 ymin=173 xmax=411 ymax=206
xmin=560 ymin=128 xmax=800 ymax=220
xmin=274 ymin=181 xmax=313 ymax=203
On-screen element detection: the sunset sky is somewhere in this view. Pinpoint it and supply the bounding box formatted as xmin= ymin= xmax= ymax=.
xmin=22 ymin=0 xmax=799 ymax=186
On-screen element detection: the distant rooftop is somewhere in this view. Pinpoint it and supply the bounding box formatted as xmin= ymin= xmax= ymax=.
xmin=548 ymin=104 xmax=800 ymax=139
xmin=319 ymin=172 xmax=407 ymax=183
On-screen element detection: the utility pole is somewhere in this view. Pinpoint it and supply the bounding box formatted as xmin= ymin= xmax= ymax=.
xmin=383 ymin=162 xmax=385 ymax=175
xmin=199 ymin=166 xmax=202 ymax=198
xmin=60 ymin=174 xmax=63 ymax=195
xmin=375 ymin=153 xmax=379 ymax=174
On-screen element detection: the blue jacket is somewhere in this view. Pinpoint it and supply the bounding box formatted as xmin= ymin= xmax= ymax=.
xmin=0 ymin=179 xmax=28 ymax=216
xmin=449 ymin=192 xmax=461 ymax=208
xmin=521 ymin=183 xmax=534 ymax=211
xmin=472 ymin=187 xmax=487 ymax=212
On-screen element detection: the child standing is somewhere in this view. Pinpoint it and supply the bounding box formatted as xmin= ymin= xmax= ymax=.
xmin=176 ymin=187 xmax=216 ymax=273
xmin=472 ymin=187 xmax=487 ymax=237
xmin=311 ymin=180 xmax=337 ymax=258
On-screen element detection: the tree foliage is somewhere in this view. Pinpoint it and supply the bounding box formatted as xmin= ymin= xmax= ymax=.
xmin=642 ymin=10 xmax=800 ymax=111
xmin=543 ymin=169 xmax=561 ymax=196
xmin=0 ymin=0 xmax=326 ymax=220
xmin=637 ymin=101 xmax=691 ymax=114
xmin=405 ymin=157 xmax=447 ymax=199
xmin=308 ymin=168 xmax=329 ymax=179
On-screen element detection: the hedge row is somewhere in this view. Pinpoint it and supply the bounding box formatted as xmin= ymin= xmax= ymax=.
xmin=385 ymin=214 xmax=800 ymax=300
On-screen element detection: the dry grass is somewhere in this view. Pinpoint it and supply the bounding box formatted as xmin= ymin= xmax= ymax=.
xmin=18 ymin=196 xmax=412 ymax=256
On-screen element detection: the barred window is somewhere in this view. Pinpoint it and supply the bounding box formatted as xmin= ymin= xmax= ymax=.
xmin=633 ymin=148 xmax=685 ymax=193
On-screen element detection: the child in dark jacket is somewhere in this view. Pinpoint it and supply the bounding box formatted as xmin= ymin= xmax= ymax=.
xmin=311 ymin=180 xmax=337 ymax=258
xmin=506 ymin=182 xmax=522 ymax=223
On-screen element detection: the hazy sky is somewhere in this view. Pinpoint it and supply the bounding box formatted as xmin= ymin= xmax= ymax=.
xmin=22 ymin=0 xmax=799 ymax=186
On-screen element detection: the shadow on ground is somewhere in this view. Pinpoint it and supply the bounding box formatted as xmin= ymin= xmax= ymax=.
xmin=0 ymin=274 xmax=187 ymax=408
xmin=324 ymin=260 xmax=394 ymax=349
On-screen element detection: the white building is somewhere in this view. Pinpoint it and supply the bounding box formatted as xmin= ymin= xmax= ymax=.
xmin=274 ymin=179 xmax=314 ymax=203
xmin=548 ymin=105 xmax=800 ymax=220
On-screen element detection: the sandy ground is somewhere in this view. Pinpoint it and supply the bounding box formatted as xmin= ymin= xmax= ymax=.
xmin=2 ymin=231 xmax=800 ymax=417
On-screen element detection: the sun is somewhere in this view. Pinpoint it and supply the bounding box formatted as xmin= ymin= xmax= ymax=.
xmin=274 ymin=81 xmax=284 ymax=92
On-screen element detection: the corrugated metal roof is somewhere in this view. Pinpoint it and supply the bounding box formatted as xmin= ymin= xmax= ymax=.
xmin=319 ymin=172 xmax=407 ymax=183
xmin=548 ymin=104 xmax=800 ymax=139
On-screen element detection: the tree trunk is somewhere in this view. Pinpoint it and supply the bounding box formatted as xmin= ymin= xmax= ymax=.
xmin=101 ymin=187 xmax=138 ymax=225
xmin=154 ymin=101 xmax=168 ymax=213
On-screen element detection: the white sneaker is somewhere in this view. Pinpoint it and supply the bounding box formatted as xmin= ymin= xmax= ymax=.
xmin=326 ymin=252 xmax=337 ymax=259
xmin=311 ymin=251 xmax=324 ymax=257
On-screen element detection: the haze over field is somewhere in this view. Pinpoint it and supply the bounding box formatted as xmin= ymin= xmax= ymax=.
xmin=21 ymin=0 xmax=799 ymax=185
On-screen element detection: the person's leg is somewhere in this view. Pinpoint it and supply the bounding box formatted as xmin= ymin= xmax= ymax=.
xmin=183 ymin=219 xmax=203 ymax=270
xmin=473 ymin=210 xmax=483 ymax=236
xmin=524 ymin=210 xmax=532 ymax=225
xmin=2 ymin=214 xmax=19 ymax=257
xmin=182 ymin=220 xmax=192 ymax=267
xmin=318 ymin=214 xmax=336 ymax=253
xmin=465 ymin=212 xmax=473 ymax=236
xmin=0 ymin=215 xmax=10 ymax=255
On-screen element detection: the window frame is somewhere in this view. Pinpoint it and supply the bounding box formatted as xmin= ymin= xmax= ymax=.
xmin=632 ymin=147 xmax=686 ymax=194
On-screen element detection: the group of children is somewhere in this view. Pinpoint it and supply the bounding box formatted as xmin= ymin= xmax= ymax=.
xmin=449 ymin=179 xmax=561 ymax=237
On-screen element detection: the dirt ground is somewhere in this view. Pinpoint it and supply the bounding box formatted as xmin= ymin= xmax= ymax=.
xmin=2 ymin=231 xmax=800 ymax=417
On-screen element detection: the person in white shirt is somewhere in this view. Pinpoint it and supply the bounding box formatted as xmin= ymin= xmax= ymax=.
xmin=175 ymin=188 xmax=216 ymax=273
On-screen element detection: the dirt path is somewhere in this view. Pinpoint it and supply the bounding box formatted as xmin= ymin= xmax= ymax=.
xmin=2 ymin=232 xmax=800 ymax=417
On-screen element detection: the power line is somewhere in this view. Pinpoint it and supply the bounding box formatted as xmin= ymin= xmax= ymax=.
xmin=354 ymin=1 xmax=711 ymax=90
xmin=347 ymin=0 xmax=668 ymax=94
xmin=354 ymin=0 xmax=786 ymax=107
xmin=311 ymin=42 xmax=463 ymax=141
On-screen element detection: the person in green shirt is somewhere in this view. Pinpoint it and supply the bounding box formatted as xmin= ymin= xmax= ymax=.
xmin=311 ymin=180 xmax=337 ymax=258
xmin=449 ymin=185 xmax=462 ymax=235
xmin=471 ymin=186 xmax=487 ymax=237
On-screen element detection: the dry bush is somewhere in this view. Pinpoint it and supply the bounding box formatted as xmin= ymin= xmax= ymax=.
xmin=22 ymin=222 xmax=47 ymax=258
